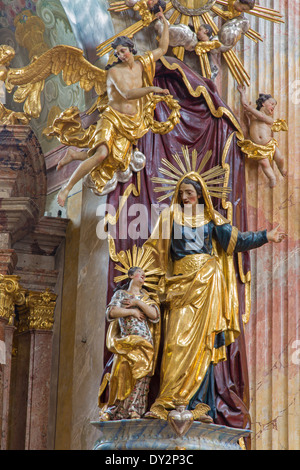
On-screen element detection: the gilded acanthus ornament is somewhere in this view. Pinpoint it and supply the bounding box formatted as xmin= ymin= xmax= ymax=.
xmin=194 ymin=40 xmax=221 ymax=56
xmin=133 ymin=0 xmax=154 ymax=26
xmin=0 ymin=275 xmax=26 ymax=325
xmin=0 ymin=103 xmax=30 ymax=125
xmin=17 ymin=289 xmax=57 ymax=332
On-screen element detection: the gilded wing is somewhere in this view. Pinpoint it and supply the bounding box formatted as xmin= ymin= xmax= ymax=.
xmin=2 ymin=44 xmax=107 ymax=118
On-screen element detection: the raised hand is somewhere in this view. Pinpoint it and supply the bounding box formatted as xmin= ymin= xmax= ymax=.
xmin=237 ymin=84 xmax=246 ymax=95
xmin=156 ymin=5 xmax=167 ymax=21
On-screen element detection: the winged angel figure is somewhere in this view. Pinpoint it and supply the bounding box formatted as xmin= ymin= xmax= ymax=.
xmin=0 ymin=9 xmax=180 ymax=205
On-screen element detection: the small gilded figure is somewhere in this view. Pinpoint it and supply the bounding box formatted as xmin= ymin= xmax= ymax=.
xmin=237 ymin=84 xmax=288 ymax=187
xmin=98 ymin=267 xmax=160 ymax=420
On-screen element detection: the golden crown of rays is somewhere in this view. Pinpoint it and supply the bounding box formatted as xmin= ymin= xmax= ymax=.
xmin=151 ymin=146 xmax=231 ymax=202
xmin=108 ymin=236 xmax=163 ymax=289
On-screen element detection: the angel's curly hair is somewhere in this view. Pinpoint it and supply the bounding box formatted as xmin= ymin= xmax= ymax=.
xmin=105 ymin=36 xmax=137 ymax=70
xmin=256 ymin=93 xmax=275 ymax=110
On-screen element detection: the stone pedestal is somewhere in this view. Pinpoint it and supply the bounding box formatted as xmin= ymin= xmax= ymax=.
xmin=91 ymin=420 xmax=250 ymax=451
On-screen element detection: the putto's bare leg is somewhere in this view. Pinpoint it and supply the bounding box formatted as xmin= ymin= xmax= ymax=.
xmin=273 ymin=147 xmax=287 ymax=177
xmin=57 ymin=144 xmax=109 ymax=206
xmin=56 ymin=147 xmax=88 ymax=171
xmin=258 ymin=159 xmax=276 ymax=188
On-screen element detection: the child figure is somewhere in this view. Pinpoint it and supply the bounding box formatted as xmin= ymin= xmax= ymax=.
xmin=98 ymin=267 xmax=160 ymax=420
xmin=237 ymin=84 xmax=287 ymax=188
xmin=196 ymin=24 xmax=214 ymax=42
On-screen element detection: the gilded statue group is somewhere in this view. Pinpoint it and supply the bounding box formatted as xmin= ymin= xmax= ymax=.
xmin=0 ymin=0 xmax=288 ymax=425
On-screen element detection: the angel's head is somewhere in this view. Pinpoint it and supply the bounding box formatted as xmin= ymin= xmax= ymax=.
xmin=256 ymin=93 xmax=277 ymax=115
xmin=106 ymin=36 xmax=137 ymax=69
xmin=233 ymin=0 xmax=255 ymax=13
xmin=197 ymin=24 xmax=213 ymax=42
xmin=112 ymin=36 xmax=137 ymax=58
xmin=147 ymin=0 xmax=166 ymax=14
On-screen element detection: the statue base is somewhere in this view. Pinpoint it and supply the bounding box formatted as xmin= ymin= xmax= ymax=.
xmin=91 ymin=419 xmax=250 ymax=450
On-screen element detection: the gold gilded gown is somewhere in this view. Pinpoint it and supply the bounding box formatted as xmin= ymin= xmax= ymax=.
xmin=98 ymin=288 xmax=160 ymax=419
xmin=144 ymin=172 xmax=269 ymax=416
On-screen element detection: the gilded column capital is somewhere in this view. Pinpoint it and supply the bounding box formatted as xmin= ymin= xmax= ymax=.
xmin=18 ymin=289 xmax=57 ymax=333
xmin=0 ymin=274 xmax=26 ymax=325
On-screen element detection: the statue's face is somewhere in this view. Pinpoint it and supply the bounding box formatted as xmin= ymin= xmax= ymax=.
xmin=115 ymin=45 xmax=133 ymax=62
xmin=262 ymin=98 xmax=277 ymax=116
xmin=197 ymin=26 xmax=210 ymax=41
xmin=234 ymin=1 xmax=252 ymax=12
xmin=179 ymin=183 xmax=200 ymax=208
xmin=130 ymin=268 xmax=146 ymax=284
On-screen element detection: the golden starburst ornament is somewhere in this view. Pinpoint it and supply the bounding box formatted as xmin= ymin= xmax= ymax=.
xmin=108 ymin=235 xmax=164 ymax=289
xmin=151 ymin=146 xmax=231 ymax=202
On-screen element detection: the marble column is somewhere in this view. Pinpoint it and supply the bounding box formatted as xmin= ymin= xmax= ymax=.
xmin=8 ymin=289 xmax=57 ymax=450
xmin=0 ymin=275 xmax=26 ymax=450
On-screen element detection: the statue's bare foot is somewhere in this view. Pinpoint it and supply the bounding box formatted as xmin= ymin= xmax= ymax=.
xmin=57 ymin=186 xmax=69 ymax=207
xmin=269 ymin=178 xmax=276 ymax=188
xmin=57 ymin=149 xmax=75 ymax=171
xmin=144 ymin=411 xmax=159 ymax=419
xmin=129 ymin=411 xmax=141 ymax=419
xmin=195 ymin=414 xmax=213 ymax=424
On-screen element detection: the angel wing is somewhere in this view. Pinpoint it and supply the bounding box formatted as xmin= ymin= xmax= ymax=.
xmin=1 ymin=44 xmax=107 ymax=119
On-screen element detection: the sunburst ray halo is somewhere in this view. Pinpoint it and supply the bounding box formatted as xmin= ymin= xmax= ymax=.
xmin=108 ymin=235 xmax=164 ymax=290
xmin=151 ymin=146 xmax=231 ymax=203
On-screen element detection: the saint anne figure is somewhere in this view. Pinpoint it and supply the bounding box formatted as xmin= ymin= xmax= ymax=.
xmin=143 ymin=166 xmax=286 ymax=420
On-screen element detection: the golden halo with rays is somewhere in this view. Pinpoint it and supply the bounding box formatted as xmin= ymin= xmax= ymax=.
xmin=108 ymin=235 xmax=164 ymax=290
xmin=98 ymin=0 xmax=284 ymax=85
xmin=151 ymin=146 xmax=231 ymax=202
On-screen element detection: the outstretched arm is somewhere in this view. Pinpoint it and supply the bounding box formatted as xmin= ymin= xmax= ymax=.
xmin=237 ymin=84 xmax=273 ymax=125
xmin=243 ymin=103 xmax=274 ymax=125
xmin=237 ymin=84 xmax=248 ymax=107
xmin=151 ymin=7 xmax=169 ymax=62
xmin=122 ymin=86 xmax=169 ymax=100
